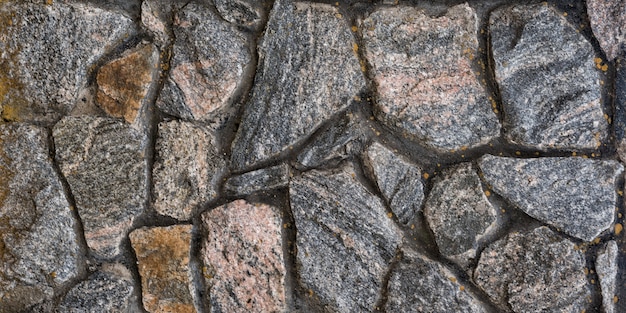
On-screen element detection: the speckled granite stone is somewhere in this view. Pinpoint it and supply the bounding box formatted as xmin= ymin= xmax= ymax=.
xmin=597 ymin=240 xmax=619 ymax=313
xmin=214 ymin=0 xmax=263 ymax=28
xmin=224 ymin=164 xmax=290 ymax=196
xmin=587 ymin=0 xmax=626 ymax=60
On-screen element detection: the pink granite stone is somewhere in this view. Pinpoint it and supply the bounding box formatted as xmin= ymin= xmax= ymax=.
xmin=587 ymin=0 xmax=626 ymax=60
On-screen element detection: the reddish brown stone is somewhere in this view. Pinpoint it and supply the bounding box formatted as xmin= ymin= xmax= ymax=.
xmin=587 ymin=0 xmax=626 ymax=60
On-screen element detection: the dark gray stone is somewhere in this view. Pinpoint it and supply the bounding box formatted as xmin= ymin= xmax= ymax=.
xmin=364 ymin=142 xmax=424 ymax=225
xmin=231 ymin=0 xmax=365 ymax=170
xmin=214 ymin=0 xmax=263 ymax=28
xmin=489 ymin=4 xmax=606 ymax=150
xmin=478 ymin=155 xmax=622 ymax=241
xmin=225 ymin=163 xmax=289 ymax=196
xmin=587 ymin=0 xmax=626 ymax=61
xmin=597 ymin=240 xmax=619 ymax=313
xmin=361 ymin=4 xmax=500 ymax=152
xmin=615 ymin=56 xmax=626 ymax=161
xmin=53 ymin=116 xmax=148 ymax=258
xmin=474 ymin=226 xmax=589 ymax=313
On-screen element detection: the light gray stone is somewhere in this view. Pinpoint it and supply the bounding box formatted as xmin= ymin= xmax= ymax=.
xmin=214 ymin=0 xmax=263 ymax=28
xmin=290 ymin=163 xmax=403 ymax=312
xmin=587 ymin=0 xmax=626 ymax=60
xmin=225 ymin=163 xmax=289 ymax=196
xmin=597 ymin=240 xmax=619 ymax=313
xmin=478 ymin=155 xmax=623 ymax=241
xmin=490 ymin=4 xmax=606 ymax=150
xmin=231 ymin=0 xmax=365 ymax=170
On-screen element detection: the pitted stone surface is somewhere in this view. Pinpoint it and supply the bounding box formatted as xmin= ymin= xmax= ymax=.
xmin=365 ymin=142 xmax=424 ymax=225
xmin=152 ymin=120 xmax=225 ymax=220
xmin=424 ymin=163 xmax=497 ymax=267
xmin=361 ymin=4 xmax=500 ymax=152
xmin=215 ymin=0 xmax=263 ymax=28
xmin=587 ymin=0 xmax=626 ymax=60
xmin=231 ymin=0 xmax=365 ymax=170
xmin=0 ymin=0 xmax=136 ymax=124
xmin=225 ymin=163 xmax=290 ymax=196
xmin=489 ymin=4 xmax=606 ymax=150
xmin=0 ymin=124 xmax=81 ymax=312
xmin=474 ymin=226 xmax=589 ymax=313
xmin=201 ymin=200 xmax=286 ymax=313
xmin=290 ymin=163 xmax=403 ymax=312
xmin=597 ymin=240 xmax=619 ymax=313
xmin=54 ymin=116 xmax=148 ymax=258
xmin=478 ymin=155 xmax=622 ymax=241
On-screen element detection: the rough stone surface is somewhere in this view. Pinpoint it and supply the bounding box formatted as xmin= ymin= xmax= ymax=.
xmin=201 ymin=200 xmax=286 ymax=313
xmin=490 ymin=4 xmax=606 ymax=150
xmin=424 ymin=163 xmax=497 ymax=266
xmin=0 ymin=0 xmax=136 ymax=124
xmin=364 ymin=142 xmax=424 ymax=225
xmin=224 ymin=164 xmax=289 ymax=196
xmin=215 ymin=0 xmax=263 ymax=28
xmin=290 ymin=163 xmax=403 ymax=312
xmin=474 ymin=226 xmax=589 ymax=313
xmin=54 ymin=116 xmax=148 ymax=258
xmin=156 ymin=1 xmax=250 ymax=122
xmin=597 ymin=240 xmax=619 ymax=313
xmin=587 ymin=0 xmax=626 ymax=60
xmin=231 ymin=0 xmax=365 ymax=170
xmin=386 ymin=248 xmax=487 ymax=313
xmin=0 ymin=124 xmax=81 ymax=312
xmin=152 ymin=120 xmax=225 ymax=220
xmin=130 ymin=225 xmax=195 ymax=313
xmin=361 ymin=4 xmax=500 ymax=152
xmin=478 ymin=155 xmax=622 ymax=241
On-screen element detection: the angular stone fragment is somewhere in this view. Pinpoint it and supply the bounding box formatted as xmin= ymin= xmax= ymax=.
xmin=156 ymin=1 xmax=250 ymax=122
xmin=364 ymin=142 xmax=424 ymax=225
xmin=386 ymin=249 xmax=488 ymax=313
xmin=214 ymin=0 xmax=263 ymax=28
xmin=130 ymin=225 xmax=195 ymax=313
xmin=53 ymin=116 xmax=148 ymax=257
xmin=424 ymin=163 xmax=497 ymax=266
xmin=587 ymin=0 xmax=626 ymax=60
xmin=361 ymin=4 xmax=500 ymax=152
xmin=152 ymin=120 xmax=225 ymax=220
xmin=0 ymin=124 xmax=81 ymax=312
xmin=290 ymin=163 xmax=403 ymax=311
xmin=597 ymin=240 xmax=619 ymax=313
xmin=474 ymin=227 xmax=589 ymax=313
xmin=0 ymin=0 xmax=136 ymax=124
xmin=224 ymin=164 xmax=289 ymax=196
xmin=478 ymin=155 xmax=622 ymax=241
xmin=96 ymin=43 xmax=158 ymax=124
xmin=201 ymin=200 xmax=286 ymax=312
xmin=231 ymin=0 xmax=365 ymax=170
xmin=490 ymin=4 xmax=606 ymax=150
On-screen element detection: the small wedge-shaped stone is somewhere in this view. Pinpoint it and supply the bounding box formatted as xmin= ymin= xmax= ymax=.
xmin=0 ymin=124 xmax=82 ymax=312
xmin=365 ymin=142 xmax=424 ymax=225
xmin=386 ymin=248 xmax=488 ymax=313
xmin=478 ymin=155 xmax=622 ymax=241
xmin=361 ymin=4 xmax=500 ymax=152
xmin=597 ymin=240 xmax=619 ymax=313
xmin=490 ymin=4 xmax=606 ymax=150
xmin=474 ymin=227 xmax=589 ymax=313
xmin=231 ymin=0 xmax=365 ymax=170
xmin=224 ymin=164 xmax=289 ymax=196
xmin=587 ymin=0 xmax=626 ymax=60
xmin=290 ymin=163 xmax=403 ymax=312
xmin=54 ymin=116 xmax=148 ymax=257
xmin=201 ymin=200 xmax=286 ymax=312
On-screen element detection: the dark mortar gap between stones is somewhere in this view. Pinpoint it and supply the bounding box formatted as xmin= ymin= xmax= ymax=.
xmin=373 ymin=247 xmax=403 ymax=311
xmin=584 ymin=242 xmax=609 ymax=313
xmin=118 ymin=231 xmax=150 ymax=313
xmin=189 ymin=220 xmax=209 ymax=313
xmin=84 ymin=0 xmax=143 ymax=21
xmin=614 ymin=173 xmax=626 ymax=313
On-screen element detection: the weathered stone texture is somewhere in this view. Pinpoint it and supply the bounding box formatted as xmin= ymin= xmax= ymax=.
xmin=152 ymin=120 xmax=225 ymax=220
xmin=231 ymin=0 xmax=365 ymax=170
xmin=290 ymin=164 xmax=403 ymax=312
xmin=587 ymin=0 xmax=626 ymax=60
xmin=490 ymin=4 xmax=606 ymax=150
xmin=597 ymin=240 xmax=619 ymax=313
xmin=0 ymin=124 xmax=81 ymax=312
xmin=215 ymin=0 xmax=262 ymax=28
xmin=225 ymin=164 xmax=290 ymax=196
xmin=54 ymin=116 xmax=148 ymax=258
xmin=361 ymin=4 xmax=500 ymax=152
xmin=478 ymin=155 xmax=622 ymax=241
xmin=130 ymin=225 xmax=195 ymax=313
xmin=474 ymin=227 xmax=589 ymax=313
xmin=0 ymin=0 xmax=136 ymax=124
xmin=201 ymin=200 xmax=286 ymax=313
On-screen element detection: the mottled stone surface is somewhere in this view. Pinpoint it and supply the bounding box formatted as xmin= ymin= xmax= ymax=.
xmin=474 ymin=227 xmax=589 ymax=313
xmin=365 ymin=142 xmax=424 ymax=225
xmin=152 ymin=120 xmax=225 ymax=220
xmin=386 ymin=249 xmax=487 ymax=313
xmin=0 ymin=0 xmax=136 ymax=124
xmin=0 ymin=124 xmax=81 ymax=312
xmin=361 ymin=4 xmax=500 ymax=152
xmin=156 ymin=1 xmax=250 ymax=122
xmin=54 ymin=116 xmax=148 ymax=257
xmin=587 ymin=0 xmax=626 ymax=60
xmin=490 ymin=4 xmax=606 ymax=150
xmin=231 ymin=0 xmax=365 ymax=170
xmin=225 ymin=164 xmax=289 ymax=196
xmin=130 ymin=225 xmax=195 ymax=313
xmin=424 ymin=163 xmax=497 ymax=266
xmin=290 ymin=163 xmax=403 ymax=312
xmin=478 ymin=155 xmax=622 ymax=241
xmin=597 ymin=240 xmax=619 ymax=313
xmin=201 ymin=200 xmax=286 ymax=313
xmin=215 ymin=0 xmax=262 ymax=28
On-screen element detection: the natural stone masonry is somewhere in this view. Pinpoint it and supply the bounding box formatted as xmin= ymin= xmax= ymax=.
xmin=597 ymin=240 xmax=619 ymax=313
xmin=224 ymin=164 xmax=290 ymax=196
xmin=214 ymin=0 xmax=263 ymax=29
xmin=231 ymin=0 xmax=365 ymax=170
xmin=587 ymin=0 xmax=626 ymax=61
xmin=361 ymin=4 xmax=500 ymax=152
xmin=616 ymin=56 xmax=626 ymax=161
xmin=490 ymin=4 xmax=606 ymax=150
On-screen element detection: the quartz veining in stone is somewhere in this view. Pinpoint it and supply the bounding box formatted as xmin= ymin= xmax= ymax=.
xmin=587 ymin=0 xmax=626 ymax=60
xmin=597 ymin=240 xmax=619 ymax=313
xmin=225 ymin=164 xmax=289 ymax=196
